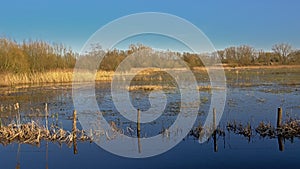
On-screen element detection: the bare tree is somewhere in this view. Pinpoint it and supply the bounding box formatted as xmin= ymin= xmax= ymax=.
xmin=289 ymin=50 xmax=300 ymax=64
xmin=272 ymin=43 xmax=292 ymax=64
xmin=224 ymin=47 xmax=237 ymax=65
xmin=236 ymin=45 xmax=255 ymax=65
xmin=217 ymin=50 xmax=225 ymax=62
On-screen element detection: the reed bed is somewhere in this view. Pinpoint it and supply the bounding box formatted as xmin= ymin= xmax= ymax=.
xmin=197 ymin=85 xmax=226 ymax=91
xmin=226 ymin=121 xmax=252 ymax=138
xmin=256 ymin=119 xmax=300 ymax=138
xmin=127 ymin=85 xmax=226 ymax=91
xmin=225 ymin=118 xmax=300 ymax=139
xmin=0 ymin=70 xmax=114 ymax=86
xmin=189 ymin=124 xmax=225 ymax=139
xmin=1 ymin=102 xmax=300 ymax=148
xmin=127 ymin=85 xmax=175 ymax=91
xmin=0 ymin=121 xmax=91 ymax=146
xmin=197 ymin=85 xmax=212 ymax=91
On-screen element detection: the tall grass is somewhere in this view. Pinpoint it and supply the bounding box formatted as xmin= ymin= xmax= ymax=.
xmin=0 ymin=70 xmax=114 ymax=86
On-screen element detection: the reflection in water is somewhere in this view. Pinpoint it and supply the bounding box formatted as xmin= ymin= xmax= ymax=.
xmin=16 ymin=144 xmax=21 ymax=169
xmin=278 ymin=137 xmax=284 ymax=152
xmin=213 ymin=108 xmax=217 ymax=152
xmin=11 ymin=126 xmax=290 ymax=168
xmin=213 ymin=132 xmax=218 ymax=152
xmin=14 ymin=142 xmax=50 ymax=169
xmin=46 ymin=142 xmax=49 ymax=169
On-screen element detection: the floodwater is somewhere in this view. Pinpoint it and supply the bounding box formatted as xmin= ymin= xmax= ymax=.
xmin=1 ymin=70 xmax=300 ymax=169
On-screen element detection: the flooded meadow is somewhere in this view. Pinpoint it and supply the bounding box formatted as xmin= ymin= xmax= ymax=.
xmin=0 ymin=67 xmax=300 ymax=169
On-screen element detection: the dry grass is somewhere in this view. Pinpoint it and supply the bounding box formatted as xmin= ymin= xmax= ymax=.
xmin=0 ymin=121 xmax=91 ymax=146
xmin=227 ymin=121 xmax=252 ymax=138
xmin=127 ymin=84 xmax=225 ymax=91
xmin=127 ymin=85 xmax=175 ymax=91
xmin=256 ymin=119 xmax=300 ymax=138
xmin=198 ymin=85 xmax=226 ymax=91
xmin=0 ymin=70 xmax=114 ymax=86
xmin=189 ymin=123 xmax=225 ymax=139
xmin=2 ymin=65 xmax=300 ymax=87
xmin=194 ymin=65 xmax=300 ymax=71
xmin=255 ymin=122 xmax=276 ymax=138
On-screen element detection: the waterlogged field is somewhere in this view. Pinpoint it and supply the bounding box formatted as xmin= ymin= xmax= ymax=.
xmin=0 ymin=67 xmax=300 ymax=169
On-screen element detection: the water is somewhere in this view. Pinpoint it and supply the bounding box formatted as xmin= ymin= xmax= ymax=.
xmin=0 ymin=80 xmax=300 ymax=169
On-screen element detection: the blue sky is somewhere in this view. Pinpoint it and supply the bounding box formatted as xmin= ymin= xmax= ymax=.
xmin=0 ymin=0 xmax=299 ymax=52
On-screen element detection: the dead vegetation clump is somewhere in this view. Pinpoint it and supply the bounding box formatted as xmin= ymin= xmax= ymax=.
xmin=255 ymin=122 xmax=276 ymax=138
xmin=227 ymin=121 xmax=252 ymax=138
xmin=256 ymin=119 xmax=300 ymax=138
xmin=0 ymin=121 xmax=91 ymax=146
xmin=127 ymin=85 xmax=175 ymax=91
xmin=189 ymin=124 xmax=225 ymax=139
xmin=197 ymin=85 xmax=226 ymax=91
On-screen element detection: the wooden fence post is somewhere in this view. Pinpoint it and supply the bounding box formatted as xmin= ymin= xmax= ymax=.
xmin=277 ymin=107 xmax=284 ymax=151
xmin=137 ymin=109 xmax=141 ymax=153
xmin=277 ymin=107 xmax=282 ymax=128
xmin=73 ymin=110 xmax=78 ymax=154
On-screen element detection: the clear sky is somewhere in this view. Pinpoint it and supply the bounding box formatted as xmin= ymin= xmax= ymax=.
xmin=0 ymin=0 xmax=299 ymax=52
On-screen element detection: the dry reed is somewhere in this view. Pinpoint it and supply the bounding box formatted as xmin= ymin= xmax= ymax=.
xmin=256 ymin=119 xmax=300 ymax=138
xmin=127 ymin=85 xmax=175 ymax=91
xmin=0 ymin=121 xmax=91 ymax=146
xmin=0 ymin=70 xmax=114 ymax=86
xmin=198 ymin=85 xmax=226 ymax=91
xmin=226 ymin=121 xmax=252 ymax=138
xmin=189 ymin=123 xmax=225 ymax=139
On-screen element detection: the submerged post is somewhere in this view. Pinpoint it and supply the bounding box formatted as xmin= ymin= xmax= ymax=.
xmin=213 ymin=108 xmax=218 ymax=152
xmin=277 ymin=107 xmax=282 ymax=128
xmin=137 ymin=109 xmax=141 ymax=153
xmin=73 ymin=110 xmax=78 ymax=154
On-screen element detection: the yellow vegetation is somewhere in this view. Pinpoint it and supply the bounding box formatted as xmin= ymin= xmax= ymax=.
xmin=0 ymin=70 xmax=114 ymax=86
xmin=127 ymin=85 xmax=175 ymax=91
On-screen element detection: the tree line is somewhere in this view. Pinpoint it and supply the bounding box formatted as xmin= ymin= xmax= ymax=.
xmin=0 ymin=38 xmax=76 ymax=73
xmin=1 ymin=37 xmax=300 ymax=73
xmin=217 ymin=43 xmax=300 ymax=66
xmin=98 ymin=43 xmax=300 ymax=70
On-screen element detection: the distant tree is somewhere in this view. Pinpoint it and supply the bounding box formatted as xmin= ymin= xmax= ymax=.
xmin=236 ymin=45 xmax=255 ymax=65
xmin=224 ymin=47 xmax=237 ymax=65
xmin=100 ymin=49 xmax=126 ymax=71
xmin=272 ymin=43 xmax=292 ymax=64
xmin=2 ymin=36 xmax=300 ymax=74
xmin=0 ymin=38 xmax=77 ymax=73
xmin=182 ymin=52 xmax=203 ymax=68
xmin=217 ymin=50 xmax=225 ymax=63
xmin=257 ymin=50 xmax=273 ymax=65
xmin=289 ymin=50 xmax=300 ymax=64
xmin=0 ymin=38 xmax=29 ymax=73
